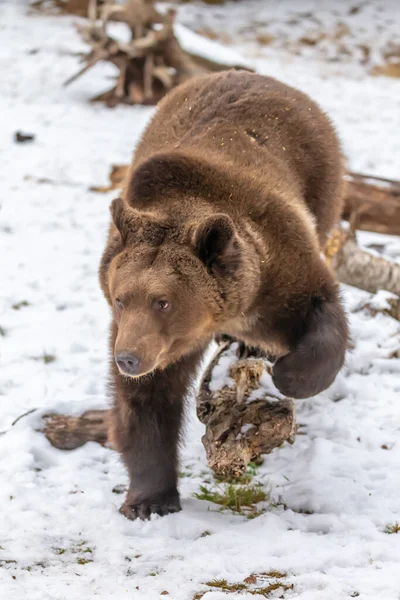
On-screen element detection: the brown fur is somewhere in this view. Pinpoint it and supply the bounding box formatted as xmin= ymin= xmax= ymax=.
xmin=99 ymin=71 xmax=349 ymax=520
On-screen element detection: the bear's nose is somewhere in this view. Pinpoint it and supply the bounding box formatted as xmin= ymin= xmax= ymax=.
xmin=115 ymin=352 xmax=141 ymax=376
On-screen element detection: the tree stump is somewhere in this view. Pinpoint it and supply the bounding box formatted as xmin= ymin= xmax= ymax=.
xmin=64 ymin=0 xmax=251 ymax=106
xmin=196 ymin=341 xmax=296 ymax=479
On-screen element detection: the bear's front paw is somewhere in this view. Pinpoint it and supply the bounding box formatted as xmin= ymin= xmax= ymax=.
xmin=273 ymin=297 xmax=348 ymax=399
xmin=272 ymin=351 xmax=338 ymax=399
xmin=119 ymin=488 xmax=181 ymax=521
xmin=236 ymin=341 xmax=268 ymax=360
xmin=272 ymin=357 xmax=306 ymax=398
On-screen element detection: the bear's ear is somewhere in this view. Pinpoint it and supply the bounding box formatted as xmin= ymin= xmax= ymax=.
xmin=110 ymin=197 xmax=140 ymax=244
xmin=193 ymin=214 xmax=241 ymax=274
xmin=110 ymin=197 xmax=168 ymax=246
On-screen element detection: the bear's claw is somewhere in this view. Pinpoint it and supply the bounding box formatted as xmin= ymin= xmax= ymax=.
xmin=119 ymin=489 xmax=181 ymax=521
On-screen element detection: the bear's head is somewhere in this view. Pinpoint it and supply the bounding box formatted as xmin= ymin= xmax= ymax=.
xmin=105 ymin=197 xmax=249 ymax=378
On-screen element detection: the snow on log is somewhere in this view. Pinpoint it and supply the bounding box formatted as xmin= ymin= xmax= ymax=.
xmin=324 ymin=226 xmax=400 ymax=296
xmin=63 ymin=0 xmax=252 ymax=106
xmin=343 ymin=172 xmax=400 ymax=236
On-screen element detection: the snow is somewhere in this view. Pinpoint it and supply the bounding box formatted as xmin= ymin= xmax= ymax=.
xmin=1 ymin=1 xmax=400 ymax=599
xmin=247 ymin=369 xmax=287 ymax=404
xmin=363 ymin=289 xmax=399 ymax=312
xmin=208 ymin=344 xmax=287 ymax=403
xmin=174 ymin=23 xmax=253 ymax=70
xmin=209 ymin=343 xmax=238 ymax=392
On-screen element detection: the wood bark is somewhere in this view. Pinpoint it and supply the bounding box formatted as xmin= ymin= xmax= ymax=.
xmin=31 ymin=0 xmax=94 ymax=16
xmin=324 ymin=226 xmax=400 ymax=296
xmin=356 ymin=291 xmax=400 ymax=323
xmin=343 ymin=172 xmax=400 ymax=236
xmin=196 ymin=342 xmax=296 ymax=478
xmin=63 ymin=0 xmax=251 ymax=106
xmin=43 ymin=410 xmax=111 ymax=450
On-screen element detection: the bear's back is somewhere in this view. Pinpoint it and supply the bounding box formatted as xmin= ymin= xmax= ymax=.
xmin=131 ymin=71 xmax=344 ymax=243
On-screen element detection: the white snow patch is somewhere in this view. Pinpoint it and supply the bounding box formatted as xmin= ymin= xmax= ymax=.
xmin=247 ymin=368 xmax=287 ymax=403
xmin=208 ymin=343 xmax=238 ymax=392
xmin=175 ymin=23 xmax=253 ymax=70
xmin=364 ymin=289 xmax=399 ymax=312
xmin=240 ymin=423 xmax=256 ymax=435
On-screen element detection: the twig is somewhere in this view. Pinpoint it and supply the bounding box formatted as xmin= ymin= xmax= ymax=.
xmin=11 ymin=408 xmax=38 ymax=427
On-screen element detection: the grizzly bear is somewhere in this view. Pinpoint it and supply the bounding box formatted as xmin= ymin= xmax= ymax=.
xmin=99 ymin=70 xmax=348 ymax=520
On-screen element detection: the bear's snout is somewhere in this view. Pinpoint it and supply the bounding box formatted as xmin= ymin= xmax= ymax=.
xmin=115 ymin=351 xmax=141 ymax=377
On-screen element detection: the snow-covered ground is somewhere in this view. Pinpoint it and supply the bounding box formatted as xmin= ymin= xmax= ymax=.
xmin=1 ymin=1 xmax=400 ymax=599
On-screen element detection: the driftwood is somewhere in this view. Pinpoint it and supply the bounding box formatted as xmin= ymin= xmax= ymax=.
xmin=64 ymin=0 xmax=250 ymax=106
xmin=43 ymin=410 xmax=110 ymax=449
xmin=343 ymin=172 xmax=400 ymax=236
xmin=30 ymin=0 xmax=98 ymax=15
xmin=324 ymin=225 xmax=400 ymax=296
xmin=196 ymin=342 xmax=296 ymax=478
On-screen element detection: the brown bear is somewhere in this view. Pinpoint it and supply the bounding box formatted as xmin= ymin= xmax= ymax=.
xmin=99 ymin=70 xmax=348 ymax=520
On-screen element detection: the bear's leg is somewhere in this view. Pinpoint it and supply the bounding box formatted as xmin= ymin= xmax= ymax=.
xmin=214 ymin=333 xmax=269 ymax=360
xmin=110 ymin=347 xmax=205 ymax=520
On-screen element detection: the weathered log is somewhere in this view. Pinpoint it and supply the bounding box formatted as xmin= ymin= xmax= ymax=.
xmin=43 ymin=410 xmax=111 ymax=450
xmin=343 ymin=172 xmax=400 ymax=236
xmin=324 ymin=225 xmax=400 ymax=296
xmin=31 ymin=0 xmax=94 ymax=16
xmin=196 ymin=341 xmax=296 ymax=479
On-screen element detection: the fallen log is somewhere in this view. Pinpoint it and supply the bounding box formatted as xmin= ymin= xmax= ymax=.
xmin=43 ymin=410 xmax=111 ymax=450
xmin=343 ymin=172 xmax=400 ymax=236
xmin=90 ymin=164 xmax=128 ymax=193
xmin=324 ymin=225 xmax=400 ymax=296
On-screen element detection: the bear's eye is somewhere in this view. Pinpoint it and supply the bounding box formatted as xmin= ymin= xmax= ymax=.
xmin=153 ymin=299 xmax=170 ymax=312
xmin=115 ymin=298 xmax=124 ymax=311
